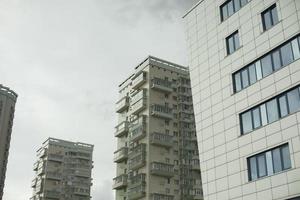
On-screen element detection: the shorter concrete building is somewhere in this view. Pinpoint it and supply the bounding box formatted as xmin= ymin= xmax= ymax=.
xmin=0 ymin=84 xmax=17 ymax=200
xmin=30 ymin=138 xmax=93 ymax=200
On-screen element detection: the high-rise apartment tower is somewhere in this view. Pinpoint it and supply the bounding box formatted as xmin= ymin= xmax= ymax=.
xmin=184 ymin=0 xmax=300 ymax=199
xmin=113 ymin=56 xmax=203 ymax=200
xmin=30 ymin=138 xmax=93 ymax=200
xmin=0 ymin=84 xmax=17 ymax=200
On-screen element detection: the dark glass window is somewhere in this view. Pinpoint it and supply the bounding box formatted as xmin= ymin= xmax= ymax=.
xmin=272 ymin=50 xmax=282 ymax=70
xmin=248 ymin=144 xmax=291 ymax=181
xmin=241 ymin=69 xmax=249 ymax=88
xmin=287 ymin=88 xmax=300 ymax=113
xmin=252 ymin=107 xmax=261 ymax=129
xmin=241 ymin=111 xmax=252 ymax=134
xmin=240 ymin=85 xmax=300 ymax=134
xmin=261 ymin=54 xmax=273 ymax=77
xmin=233 ymin=35 xmax=300 ymax=93
xmin=266 ymin=99 xmax=279 ymax=123
xmin=279 ymin=95 xmax=289 ymax=117
xmin=281 ymin=43 xmax=294 ymax=66
xmin=220 ymin=0 xmax=249 ymax=21
xmin=262 ymin=4 xmax=279 ymax=31
xmin=248 ymin=64 xmax=257 ymax=84
xmin=226 ymin=31 xmax=240 ymax=55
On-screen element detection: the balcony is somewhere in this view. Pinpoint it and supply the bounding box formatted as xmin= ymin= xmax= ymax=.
xmin=45 ymin=172 xmax=62 ymax=180
xmin=115 ymin=121 xmax=129 ymax=137
xmin=130 ymin=90 xmax=147 ymax=115
xmin=38 ymin=148 xmax=47 ymax=158
xmin=151 ymin=193 xmax=174 ymax=200
xmin=150 ymin=133 xmax=173 ymax=148
xmin=151 ymin=104 xmax=172 ymax=119
xmin=116 ymin=96 xmax=129 ymax=113
xmin=75 ymin=169 xmax=91 ymax=178
xmin=37 ymin=166 xmax=45 ymax=175
xmin=47 ymin=153 xmax=63 ymax=162
xmin=150 ymin=162 xmax=174 ymax=178
xmin=43 ymin=190 xmax=60 ymax=199
xmin=74 ymin=187 xmax=90 ymax=196
xmin=127 ymin=184 xmax=146 ymax=200
xmin=113 ymin=174 xmax=128 ymax=189
xmin=129 ymin=116 xmax=146 ymax=142
xmin=128 ymin=173 xmax=146 ymax=188
xmin=33 ymin=161 xmax=39 ymax=171
xmin=31 ymin=179 xmax=37 ymax=188
xmin=191 ymin=160 xmax=200 ymax=171
xmin=129 ymin=144 xmax=146 ymax=170
xmin=132 ymin=71 xmax=147 ymax=90
xmin=151 ymin=78 xmax=173 ymax=93
xmin=114 ymin=147 xmax=128 ymax=163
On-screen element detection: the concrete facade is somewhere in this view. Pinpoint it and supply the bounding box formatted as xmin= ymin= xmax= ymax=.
xmin=114 ymin=56 xmax=203 ymax=200
xmin=0 ymin=84 xmax=17 ymax=200
xmin=30 ymin=138 xmax=93 ymax=200
xmin=184 ymin=0 xmax=300 ymax=200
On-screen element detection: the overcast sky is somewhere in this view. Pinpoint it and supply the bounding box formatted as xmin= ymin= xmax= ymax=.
xmin=0 ymin=0 xmax=198 ymax=199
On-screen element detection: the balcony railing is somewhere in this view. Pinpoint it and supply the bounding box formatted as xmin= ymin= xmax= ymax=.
xmin=129 ymin=144 xmax=146 ymax=170
xmin=31 ymin=178 xmax=37 ymax=188
xmin=75 ymin=169 xmax=91 ymax=178
xmin=150 ymin=133 xmax=173 ymax=148
xmin=37 ymin=166 xmax=45 ymax=175
xmin=114 ymin=147 xmax=128 ymax=163
xmin=151 ymin=78 xmax=173 ymax=93
xmin=74 ymin=187 xmax=90 ymax=196
xmin=127 ymin=184 xmax=146 ymax=200
xmin=151 ymin=193 xmax=174 ymax=200
xmin=45 ymin=172 xmax=62 ymax=180
xmin=129 ymin=116 xmax=146 ymax=142
xmin=113 ymin=174 xmax=128 ymax=189
xmin=128 ymin=173 xmax=146 ymax=188
xmin=33 ymin=161 xmax=39 ymax=171
xmin=150 ymin=162 xmax=174 ymax=177
xmin=38 ymin=148 xmax=47 ymax=158
xmin=116 ymin=96 xmax=129 ymax=113
xmin=43 ymin=190 xmax=60 ymax=199
xmin=47 ymin=153 xmax=63 ymax=162
xmin=151 ymin=104 xmax=172 ymax=119
xmin=130 ymin=90 xmax=147 ymax=115
xmin=132 ymin=71 xmax=147 ymax=90
xmin=191 ymin=159 xmax=200 ymax=171
xmin=115 ymin=121 xmax=129 ymax=137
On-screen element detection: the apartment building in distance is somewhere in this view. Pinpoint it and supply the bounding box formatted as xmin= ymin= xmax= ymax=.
xmin=113 ymin=56 xmax=203 ymax=200
xmin=184 ymin=0 xmax=300 ymax=199
xmin=30 ymin=138 xmax=93 ymax=200
xmin=0 ymin=85 xmax=17 ymax=200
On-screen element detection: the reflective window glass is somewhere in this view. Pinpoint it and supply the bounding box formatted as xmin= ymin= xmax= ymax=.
xmin=279 ymin=95 xmax=289 ymax=117
xmin=291 ymin=39 xmax=300 ymax=60
xmin=281 ymin=145 xmax=291 ymax=170
xmin=252 ymin=107 xmax=261 ymax=129
xmin=241 ymin=111 xmax=253 ymax=134
xmin=234 ymin=32 xmax=240 ymax=49
xmin=222 ymin=5 xmax=228 ymax=21
xmin=234 ymin=0 xmax=240 ymax=11
xmin=272 ymin=148 xmax=282 ymax=173
xmin=260 ymin=104 xmax=268 ymax=126
xmin=272 ymin=50 xmax=282 ymax=70
xmin=266 ymin=99 xmax=279 ymax=123
xmin=234 ymin=73 xmax=242 ymax=92
xmin=241 ymin=0 xmax=248 ymax=6
xmin=281 ymin=43 xmax=294 ymax=66
xmin=255 ymin=61 xmax=263 ymax=80
xmin=257 ymin=154 xmax=267 ymax=177
xmin=261 ymin=55 xmax=273 ymax=77
xmin=287 ymin=88 xmax=300 ymax=113
xmin=249 ymin=64 xmax=257 ymax=84
xmin=271 ymin=7 xmax=279 ymax=25
xmin=241 ymin=69 xmax=249 ymax=88
xmin=263 ymin=11 xmax=272 ymax=30
xmin=228 ymin=37 xmax=234 ymax=54
xmin=228 ymin=1 xmax=234 ymax=16
xmin=249 ymin=157 xmax=258 ymax=181
xmin=266 ymin=151 xmax=274 ymax=176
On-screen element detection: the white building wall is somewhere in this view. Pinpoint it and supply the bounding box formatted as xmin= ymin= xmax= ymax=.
xmin=184 ymin=0 xmax=300 ymax=199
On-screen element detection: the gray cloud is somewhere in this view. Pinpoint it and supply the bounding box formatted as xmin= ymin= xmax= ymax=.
xmin=0 ymin=0 xmax=197 ymax=199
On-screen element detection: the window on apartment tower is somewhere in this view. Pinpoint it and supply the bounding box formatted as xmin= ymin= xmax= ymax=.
xmin=220 ymin=0 xmax=249 ymax=21
xmin=226 ymin=31 xmax=240 ymax=55
xmin=262 ymin=4 xmax=279 ymax=31
xmin=248 ymin=144 xmax=291 ymax=181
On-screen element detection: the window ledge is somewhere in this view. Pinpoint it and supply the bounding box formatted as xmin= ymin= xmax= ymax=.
xmin=247 ymin=167 xmax=293 ymax=183
xmin=224 ymin=45 xmax=243 ymax=58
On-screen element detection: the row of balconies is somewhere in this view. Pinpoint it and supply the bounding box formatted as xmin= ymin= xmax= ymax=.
xmin=150 ymin=162 xmax=175 ymax=178
xmin=150 ymin=104 xmax=172 ymax=119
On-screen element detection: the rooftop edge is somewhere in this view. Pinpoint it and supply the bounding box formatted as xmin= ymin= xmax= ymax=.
xmin=182 ymin=0 xmax=205 ymax=18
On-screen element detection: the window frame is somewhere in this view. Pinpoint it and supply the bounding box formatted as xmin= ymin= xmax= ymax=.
xmin=262 ymin=4 xmax=279 ymax=31
xmin=226 ymin=30 xmax=240 ymax=55
xmin=220 ymin=0 xmax=249 ymax=22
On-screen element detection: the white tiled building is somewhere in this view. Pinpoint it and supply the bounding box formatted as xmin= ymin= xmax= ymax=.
xmin=184 ymin=0 xmax=300 ymax=199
